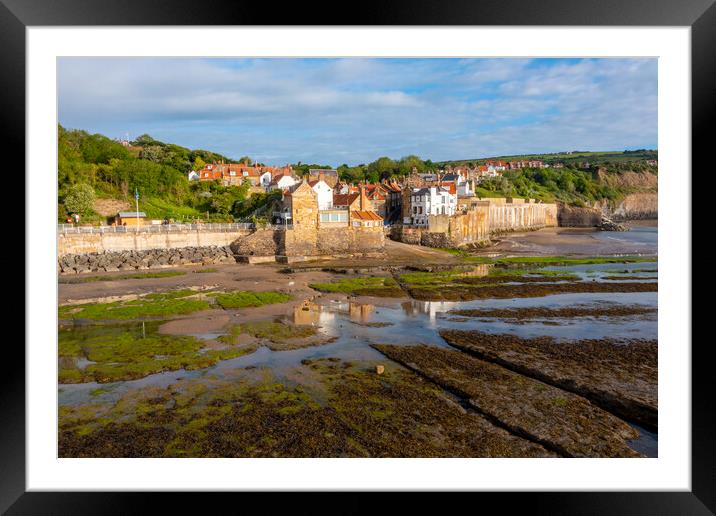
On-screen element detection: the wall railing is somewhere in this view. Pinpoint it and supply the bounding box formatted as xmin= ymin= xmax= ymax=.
xmin=57 ymin=223 xmax=265 ymax=234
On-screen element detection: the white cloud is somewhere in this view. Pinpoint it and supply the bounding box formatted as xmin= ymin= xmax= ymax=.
xmin=58 ymin=57 xmax=657 ymax=165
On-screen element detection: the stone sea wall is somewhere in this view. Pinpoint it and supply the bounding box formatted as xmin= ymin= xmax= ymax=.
xmin=231 ymin=226 xmax=384 ymax=261
xmin=58 ymin=245 xmax=236 ymax=274
xmin=392 ymin=201 xmax=557 ymax=248
xmin=58 ymin=229 xmax=252 ymax=257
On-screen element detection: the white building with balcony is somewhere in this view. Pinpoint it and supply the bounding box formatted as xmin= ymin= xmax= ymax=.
xmin=404 ymin=186 xmax=457 ymax=226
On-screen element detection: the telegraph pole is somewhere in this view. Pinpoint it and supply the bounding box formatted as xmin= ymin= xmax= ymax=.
xmin=135 ymin=188 xmax=140 ymax=232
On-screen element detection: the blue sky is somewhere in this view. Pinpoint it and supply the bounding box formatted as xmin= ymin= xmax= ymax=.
xmin=58 ymin=57 xmax=657 ymax=166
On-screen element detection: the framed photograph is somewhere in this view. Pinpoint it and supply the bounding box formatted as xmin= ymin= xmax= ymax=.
xmin=7 ymin=0 xmax=711 ymax=512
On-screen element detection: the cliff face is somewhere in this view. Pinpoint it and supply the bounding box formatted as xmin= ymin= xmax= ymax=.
xmin=557 ymin=192 xmax=658 ymax=227
xmin=593 ymin=193 xmax=658 ymax=221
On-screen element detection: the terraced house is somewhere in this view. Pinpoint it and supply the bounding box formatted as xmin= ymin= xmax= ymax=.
xmin=196 ymin=162 xmax=293 ymax=188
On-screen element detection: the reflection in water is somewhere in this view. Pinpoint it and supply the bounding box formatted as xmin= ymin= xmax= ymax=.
xmin=401 ymin=300 xmax=460 ymax=326
xmin=292 ymin=300 xmax=322 ymax=326
xmin=458 ymin=264 xmax=491 ymax=277
xmin=349 ymin=303 xmax=375 ymax=323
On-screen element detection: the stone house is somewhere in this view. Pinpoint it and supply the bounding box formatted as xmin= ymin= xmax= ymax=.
xmin=381 ymin=181 xmax=402 ymax=224
xmin=280 ymin=181 xmax=318 ymax=228
xmin=364 ymin=184 xmax=388 ymax=221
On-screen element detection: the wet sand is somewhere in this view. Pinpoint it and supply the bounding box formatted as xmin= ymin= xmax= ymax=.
xmin=480 ymin=224 xmax=657 ymax=257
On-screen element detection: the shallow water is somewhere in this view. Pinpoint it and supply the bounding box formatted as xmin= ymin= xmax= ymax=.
xmin=592 ymin=224 xmax=658 ymax=254
xmin=58 ymin=260 xmax=658 ymax=457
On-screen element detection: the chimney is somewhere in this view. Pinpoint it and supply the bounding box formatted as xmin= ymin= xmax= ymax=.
xmin=359 ymin=184 xmax=368 ymax=211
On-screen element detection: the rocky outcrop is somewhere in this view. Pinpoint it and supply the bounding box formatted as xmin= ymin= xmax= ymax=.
xmin=58 ymin=245 xmax=236 ymax=274
xmin=596 ymin=216 xmax=628 ymax=232
xmin=557 ymin=204 xmax=602 ymax=227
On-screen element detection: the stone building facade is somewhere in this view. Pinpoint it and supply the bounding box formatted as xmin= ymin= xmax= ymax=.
xmin=232 ymin=181 xmax=385 ymax=262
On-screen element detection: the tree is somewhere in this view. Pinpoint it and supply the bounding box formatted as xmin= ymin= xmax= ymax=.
xmin=398 ymin=155 xmax=426 ymax=176
xmin=192 ymin=157 xmax=206 ymax=172
xmin=64 ymin=183 xmax=96 ymax=216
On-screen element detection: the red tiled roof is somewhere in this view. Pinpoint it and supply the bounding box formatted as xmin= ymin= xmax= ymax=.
xmin=333 ymin=193 xmax=360 ymax=206
xmin=440 ymin=182 xmax=457 ymax=195
xmin=351 ymin=210 xmax=382 ymax=221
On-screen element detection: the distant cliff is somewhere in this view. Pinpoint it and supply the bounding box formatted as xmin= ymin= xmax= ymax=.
xmin=593 ymin=192 xmax=658 ymax=221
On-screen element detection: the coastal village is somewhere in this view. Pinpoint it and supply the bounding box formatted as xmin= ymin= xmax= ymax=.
xmin=52 ymin=57 xmax=660 ymax=464
xmin=58 ymin=157 xmax=566 ymax=263
xmin=200 ymin=160 xmax=558 ymax=255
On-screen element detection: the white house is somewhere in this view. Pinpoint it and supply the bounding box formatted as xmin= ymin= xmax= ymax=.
xmin=457 ymin=179 xmax=476 ymax=197
xmin=269 ymin=174 xmax=298 ymax=191
xmin=188 ymin=170 xmax=200 ymax=181
xmin=259 ymin=171 xmax=273 ymax=189
xmin=309 ymin=179 xmax=334 ymax=210
xmin=404 ymin=186 xmax=457 ymax=226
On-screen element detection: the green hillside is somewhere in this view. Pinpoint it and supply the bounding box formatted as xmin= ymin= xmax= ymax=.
xmin=57 ymin=126 xmax=273 ymax=224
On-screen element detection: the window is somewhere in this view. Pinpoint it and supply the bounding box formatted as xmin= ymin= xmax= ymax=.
xmin=320 ymin=212 xmax=347 ymax=223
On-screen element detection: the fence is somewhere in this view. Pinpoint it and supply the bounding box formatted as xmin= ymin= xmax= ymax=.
xmin=58 ymin=223 xmax=264 ymax=234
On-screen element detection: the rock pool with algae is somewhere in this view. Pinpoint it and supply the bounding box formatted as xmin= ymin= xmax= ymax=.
xmin=58 ymin=260 xmax=657 ymax=458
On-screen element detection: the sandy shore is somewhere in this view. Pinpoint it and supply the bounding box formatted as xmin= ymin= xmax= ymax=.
xmin=477 ymin=225 xmax=657 ymax=257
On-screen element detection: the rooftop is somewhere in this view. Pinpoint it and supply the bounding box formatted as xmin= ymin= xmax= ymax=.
xmin=351 ymin=210 xmax=382 ymax=221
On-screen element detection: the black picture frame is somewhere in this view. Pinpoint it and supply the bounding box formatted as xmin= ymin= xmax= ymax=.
xmin=5 ymin=0 xmax=710 ymax=513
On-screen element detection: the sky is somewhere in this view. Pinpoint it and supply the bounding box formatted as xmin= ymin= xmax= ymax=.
xmin=57 ymin=57 xmax=657 ymax=166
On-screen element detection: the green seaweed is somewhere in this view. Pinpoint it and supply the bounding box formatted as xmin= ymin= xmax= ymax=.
xmin=221 ymin=320 xmax=317 ymax=344
xmin=58 ymin=322 xmax=257 ymax=384
xmin=309 ymin=276 xmax=401 ymax=296
xmin=58 ymin=290 xmax=210 ymax=320
xmin=59 ymin=271 xmax=187 ymax=283
xmin=212 ymin=291 xmax=291 ymax=309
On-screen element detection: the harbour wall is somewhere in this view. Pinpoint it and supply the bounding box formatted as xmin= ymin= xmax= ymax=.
xmin=391 ymin=201 xmax=558 ymax=248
